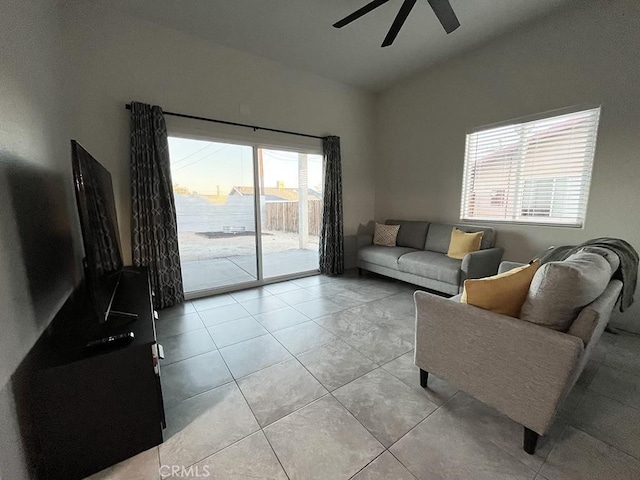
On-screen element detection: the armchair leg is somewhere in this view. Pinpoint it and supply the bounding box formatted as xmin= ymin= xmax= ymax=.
xmin=358 ymin=268 xmax=363 ymax=277
xmin=523 ymin=427 xmax=539 ymax=455
xmin=420 ymin=369 xmax=429 ymax=388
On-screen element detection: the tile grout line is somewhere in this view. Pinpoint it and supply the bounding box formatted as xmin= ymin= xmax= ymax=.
xmin=345 ymin=450 xmax=389 ymax=479
xmin=385 ymin=449 xmax=419 ymax=480
xmin=536 ymin=422 xmax=570 ymax=475
xmin=483 ymin=431 xmax=545 ymax=477
xmin=584 ymin=387 xmax=640 ymax=413
xmin=310 ymin=315 xmax=413 ymax=368
xmin=242 ymin=317 xmax=402 ymax=459
xmin=564 ymin=389 xmax=640 ymax=461
xmin=568 ymin=424 xmax=640 ymax=462
xmin=375 ymin=390 xmax=463 ymax=475
xmin=163 ymin=334 xmax=288 ymax=477
xmin=326 ymin=363 xmax=444 ymax=456
xmin=225 ymin=346 xmax=294 ymax=480
xmin=583 ymin=362 xmax=640 ymax=412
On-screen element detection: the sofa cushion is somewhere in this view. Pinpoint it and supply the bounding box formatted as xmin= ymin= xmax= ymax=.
xmin=373 ymin=223 xmax=400 ymax=246
xmin=447 ymin=228 xmax=483 ymax=260
xmin=461 ymin=260 xmax=540 ymax=317
xmin=386 ymin=220 xmax=430 ymax=250
xmin=398 ymin=251 xmax=462 ymax=285
xmin=426 ymin=223 xmax=496 ymax=253
xmin=520 ymin=252 xmax=613 ymax=331
xmin=359 ymin=245 xmax=417 ymax=269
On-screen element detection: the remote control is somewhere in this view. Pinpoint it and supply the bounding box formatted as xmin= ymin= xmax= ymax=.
xmin=86 ymin=332 xmax=135 ymax=349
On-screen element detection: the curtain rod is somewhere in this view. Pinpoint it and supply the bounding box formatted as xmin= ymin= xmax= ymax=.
xmin=125 ymin=103 xmax=325 ymax=140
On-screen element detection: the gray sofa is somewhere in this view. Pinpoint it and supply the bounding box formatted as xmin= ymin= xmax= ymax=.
xmin=357 ymin=220 xmax=503 ymax=295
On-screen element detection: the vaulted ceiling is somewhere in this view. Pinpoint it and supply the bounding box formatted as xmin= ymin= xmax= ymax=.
xmin=96 ymin=0 xmax=572 ymax=92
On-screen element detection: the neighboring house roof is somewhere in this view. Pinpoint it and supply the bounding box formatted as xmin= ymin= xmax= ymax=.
xmin=230 ymin=186 xmax=322 ymax=201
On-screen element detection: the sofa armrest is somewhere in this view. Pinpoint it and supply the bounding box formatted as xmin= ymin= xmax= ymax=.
xmin=498 ymin=261 xmax=525 ymax=274
xmin=414 ymin=291 xmax=583 ymax=434
xmin=568 ymin=280 xmax=622 ymax=346
xmin=356 ymin=234 xmax=373 ymax=249
xmin=460 ymin=247 xmax=503 ymax=282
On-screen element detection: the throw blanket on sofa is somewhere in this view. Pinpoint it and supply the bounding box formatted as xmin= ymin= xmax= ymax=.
xmin=539 ymin=238 xmax=639 ymax=312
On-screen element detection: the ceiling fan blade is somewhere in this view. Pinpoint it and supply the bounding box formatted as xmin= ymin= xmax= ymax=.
xmin=381 ymin=0 xmax=417 ymax=47
xmin=427 ymin=0 xmax=460 ymax=34
xmin=333 ymin=0 xmax=391 ymax=28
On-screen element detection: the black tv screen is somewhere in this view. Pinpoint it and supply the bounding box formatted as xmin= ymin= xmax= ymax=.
xmin=71 ymin=140 xmax=123 ymax=322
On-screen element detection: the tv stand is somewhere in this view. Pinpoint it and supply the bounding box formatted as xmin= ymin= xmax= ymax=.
xmin=18 ymin=267 xmax=165 ymax=479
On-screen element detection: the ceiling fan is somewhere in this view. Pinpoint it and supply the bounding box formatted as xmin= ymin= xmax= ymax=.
xmin=333 ymin=0 xmax=460 ymax=47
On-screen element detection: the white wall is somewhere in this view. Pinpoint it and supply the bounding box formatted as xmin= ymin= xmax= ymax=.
xmin=375 ymin=0 xmax=640 ymax=330
xmin=62 ymin=2 xmax=377 ymax=269
xmin=0 ymin=0 xmax=79 ymax=477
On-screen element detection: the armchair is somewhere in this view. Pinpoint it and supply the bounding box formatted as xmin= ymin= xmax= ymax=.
xmin=414 ymin=261 xmax=622 ymax=454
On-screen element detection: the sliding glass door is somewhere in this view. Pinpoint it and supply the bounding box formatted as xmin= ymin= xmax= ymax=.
xmin=259 ymin=148 xmax=323 ymax=279
xmin=168 ymin=137 xmax=321 ymax=296
xmin=168 ymin=137 xmax=258 ymax=293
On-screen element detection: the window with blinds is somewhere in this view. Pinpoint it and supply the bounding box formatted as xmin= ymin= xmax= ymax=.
xmin=460 ymin=106 xmax=601 ymax=227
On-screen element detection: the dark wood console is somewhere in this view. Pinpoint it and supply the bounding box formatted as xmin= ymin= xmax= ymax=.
xmin=17 ymin=267 xmax=165 ymax=479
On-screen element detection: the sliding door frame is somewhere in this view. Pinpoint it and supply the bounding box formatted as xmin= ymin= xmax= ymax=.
xmin=168 ymin=133 xmax=323 ymax=301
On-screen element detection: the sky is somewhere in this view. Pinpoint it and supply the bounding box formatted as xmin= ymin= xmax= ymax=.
xmin=168 ymin=137 xmax=323 ymax=195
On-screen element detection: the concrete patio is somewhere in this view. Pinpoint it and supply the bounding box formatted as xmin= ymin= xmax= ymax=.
xmin=181 ymin=248 xmax=319 ymax=294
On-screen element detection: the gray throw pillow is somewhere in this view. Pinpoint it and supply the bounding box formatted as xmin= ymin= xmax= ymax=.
xmin=520 ymin=251 xmax=612 ymax=332
xmin=578 ymin=246 xmax=620 ymax=273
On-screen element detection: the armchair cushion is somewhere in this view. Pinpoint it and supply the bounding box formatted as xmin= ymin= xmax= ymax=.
xmin=461 ymin=259 xmax=540 ymax=317
xmin=520 ymin=252 xmax=612 ymax=332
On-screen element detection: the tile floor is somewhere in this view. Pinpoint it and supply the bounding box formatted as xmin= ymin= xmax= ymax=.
xmin=88 ymin=271 xmax=640 ymax=480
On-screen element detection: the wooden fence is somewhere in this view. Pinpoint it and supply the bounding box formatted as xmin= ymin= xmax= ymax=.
xmin=264 ymin=200 xmax=322 ymax=236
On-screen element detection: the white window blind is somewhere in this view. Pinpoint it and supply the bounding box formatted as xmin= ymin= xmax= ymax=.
xmin=460 ymin=107 xmax=601 ymax=227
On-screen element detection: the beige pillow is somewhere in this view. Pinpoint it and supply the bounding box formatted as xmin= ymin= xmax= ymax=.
xmin=461 ymin=260 xmax=540 ymax=317
xmin=520 ymin=252 xmax=612 ymax=331
xmin=447 ymin=228 xmax=483 ymax=259
xmin=373 ymin=223 xmax=400 ymax=246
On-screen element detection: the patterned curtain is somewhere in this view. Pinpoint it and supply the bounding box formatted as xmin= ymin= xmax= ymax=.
xmin=320 ymin=136 xmax=344 ymax=275
xmin=130 ymin=101 xmax=184 ymax=309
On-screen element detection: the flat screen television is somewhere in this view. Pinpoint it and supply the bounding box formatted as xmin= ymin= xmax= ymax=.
xmin=71 ymin=140 xmax=124 ymax=323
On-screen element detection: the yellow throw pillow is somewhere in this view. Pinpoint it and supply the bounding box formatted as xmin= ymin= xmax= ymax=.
xmin=373 ymin=223 xmax=400 ymax=246
xmin=461 ymin=260 xmax=541 ymax=318
xmin=447 ymin=228 xmax=483 ymax=259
